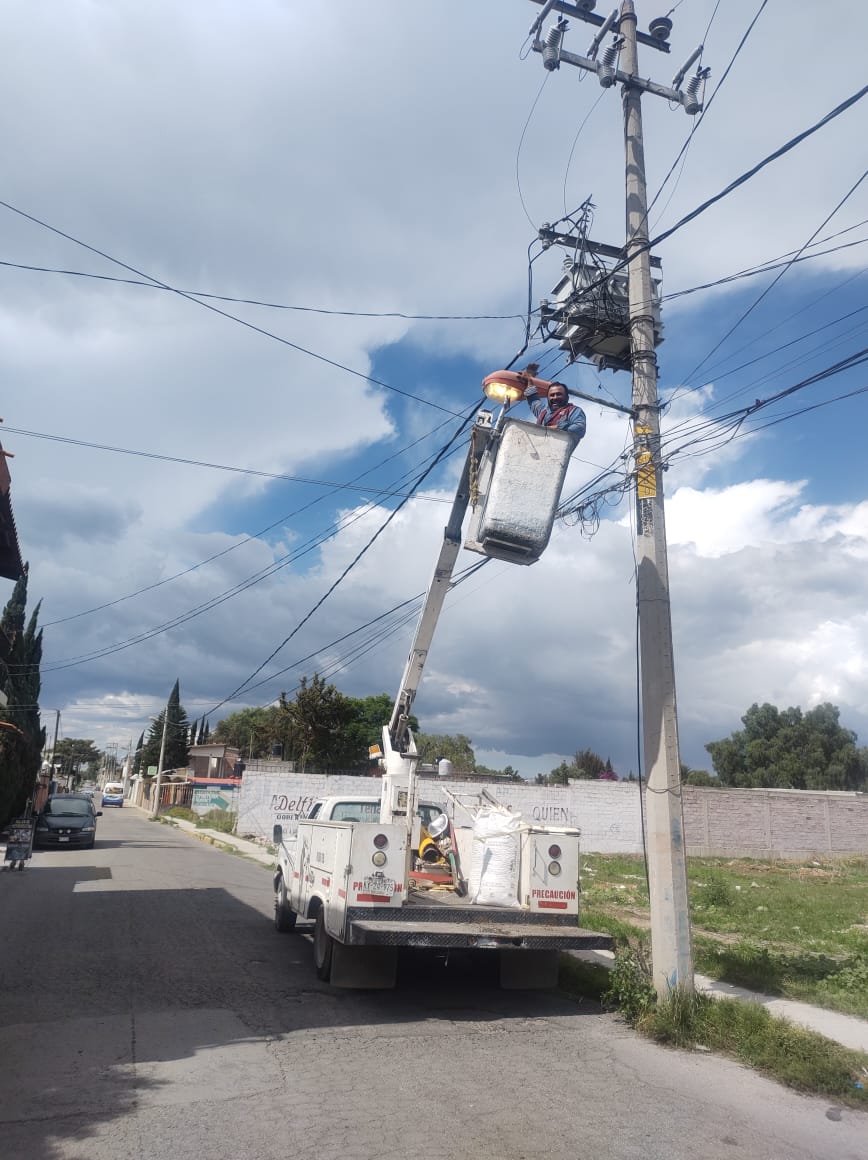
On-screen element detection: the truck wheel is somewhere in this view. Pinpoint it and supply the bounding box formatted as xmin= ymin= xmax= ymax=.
xmin=313 ymin=909 xmax=333 ymax=981
xmin=274 ymin=877 xmax=297 ymax=932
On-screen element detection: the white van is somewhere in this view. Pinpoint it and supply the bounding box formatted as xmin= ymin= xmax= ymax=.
xmin=102 ymin=782 xmax=125 ymax=807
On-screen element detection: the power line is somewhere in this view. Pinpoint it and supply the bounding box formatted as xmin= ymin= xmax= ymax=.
xmin=682 ymin=167 xmax=868 ymax=385
xmin=0 ymin=258 xmax=524 ymax=322
xmin=203 ymin=407 xmax=479 ymax=716
xmin=0 ymin=198 xmax=464 ymax=417
xmin=41 ymin=414 xmax=459 ymax=627
xmin=662 ymin=232 xmax=868 ymax=303
xmin=526 ymin=82 xmax=868 ymax=364
xmin=647 ymin=84 xmax=868 ymax=255
xmin=33 ymin=427 xmax=473 ymax=669
xmin=641 ymin=0 xmax=769 ymax=239
xmin=1 ymin=425 xmax=454 ymax=504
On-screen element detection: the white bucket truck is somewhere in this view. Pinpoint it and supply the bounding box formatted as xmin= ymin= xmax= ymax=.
xmin=272 ymin=377 xmax=612 ymax=987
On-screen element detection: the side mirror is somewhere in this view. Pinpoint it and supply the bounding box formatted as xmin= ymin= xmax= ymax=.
xmin=96 ymin=811 xmax=103 ymax=817
xmin=272 ymin=824 xmax=283 ymax=845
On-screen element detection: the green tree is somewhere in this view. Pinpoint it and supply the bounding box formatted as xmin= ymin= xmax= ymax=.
xmin=0 ymin=570 xmax=45 ymax=823
xmin=141 ymin=680 xmax=191 ymax=773
xmin=341 ymin=693 xmax=418 ymax=768
xmin=213 ymin=706 xmax=278 ymax=756
xmin=475 ymin=763 xmax=523 ymax=781
xmin=52 ymin=738 xmax=103 ymax=777
xmin=683 ymin=769 xmax=717 ymax=787
xmin=415 ymin=733 xmax=476 ymax=772
xmin=286 ymin=675 xmax=354 ymax=771
xmin=546 ymin=761 xmax=572 ymax=786
xmin=706 ymin=702 xmax=866 ymax=791
xmin=542 ymin=748 xmax=608 ymax=784
xmin=573 ymin=748 xmax=607 ymax=779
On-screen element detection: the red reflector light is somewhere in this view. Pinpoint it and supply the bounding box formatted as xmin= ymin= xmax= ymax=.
xmin=548 ymin=844 xmax=562 ymax=859
xmin=373 ymin=833 xmax=388 ymax=849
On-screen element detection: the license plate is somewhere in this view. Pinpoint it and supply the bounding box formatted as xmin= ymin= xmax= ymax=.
xmin=58 ymin=836 xmax=70 ymax=843
xmin=359 ymin=876 xmax=395 ymax=897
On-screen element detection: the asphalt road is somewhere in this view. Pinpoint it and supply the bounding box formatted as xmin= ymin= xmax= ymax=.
xmin=0 ymin=807 xmax=863 ymax=1160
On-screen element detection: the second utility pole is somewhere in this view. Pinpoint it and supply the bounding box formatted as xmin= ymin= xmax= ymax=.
xmin=620 ymin=0 xmax=693 ymax=995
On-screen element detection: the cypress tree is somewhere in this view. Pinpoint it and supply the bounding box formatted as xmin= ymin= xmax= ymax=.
xmin=140 ymin=679 xmax=191 ymax=774
xmin=0 ymin=569 xmax=45 ymax=824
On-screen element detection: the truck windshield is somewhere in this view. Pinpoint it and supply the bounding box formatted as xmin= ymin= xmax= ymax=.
xmin=331 ymin=801 xmax=381 ymax=823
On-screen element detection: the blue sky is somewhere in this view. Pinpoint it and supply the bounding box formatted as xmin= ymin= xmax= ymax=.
xmin=3 ymin=1 xmax=867 ymax=779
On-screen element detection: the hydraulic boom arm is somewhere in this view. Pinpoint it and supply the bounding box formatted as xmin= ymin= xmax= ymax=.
xmin=388 ymin=411 xmax=492 ymax=752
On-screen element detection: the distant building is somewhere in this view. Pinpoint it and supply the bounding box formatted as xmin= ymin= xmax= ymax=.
xmin=188 ymin=743 xmax=243 ymax=781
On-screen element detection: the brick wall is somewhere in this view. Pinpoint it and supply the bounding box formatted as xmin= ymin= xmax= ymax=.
xmin=238 ymin=770 xmax=867 ymax=859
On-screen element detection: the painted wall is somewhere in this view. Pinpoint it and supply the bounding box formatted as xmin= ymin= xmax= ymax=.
xmin=237 ymin=770 xmax=867 ymax=859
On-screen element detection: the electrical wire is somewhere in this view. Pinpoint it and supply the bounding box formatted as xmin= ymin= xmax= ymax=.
xmin=647 ymin=85 xmax=868 ymax=255
xmin=562 ymin=90 xmax=607 ymax=215
xmin=0 ymin=198 xmax=464 ymax=418
xmin=40 ymin=414 xmax=459 ymax=627
xmin=31 ymin=430 xmax=473 ymax=671
xmin=0 ymin=424 xmax=455 ymax=502
xmin=641 ymin=0 xmax=767 ymax=240
xmin=681 ymin=167 xmax=868 ymax=387
xmin=202 ymin=405 xmax=480 ymax=716
xmin=515 ymin=72 xmax=551 ymax=230
xmin=0 ymin=259 xmax=524 ymax=322
xmin=663 ymin=232 xmax=868 ymax=303
xmin=527 ymin=83 xmax=868 ymax=364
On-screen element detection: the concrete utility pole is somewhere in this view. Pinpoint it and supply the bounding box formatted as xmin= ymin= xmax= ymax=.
xmin=46 ymin=709 xmax=61 ymax=781
xmin=527 ymin=0 xmax=708 ymax=994
xmin=151 ymin=705 xmax=170 ymax=818
xmin=619 ymin=0 xmax=692 ymax=995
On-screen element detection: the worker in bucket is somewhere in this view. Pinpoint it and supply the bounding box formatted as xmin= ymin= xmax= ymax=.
xmin=522 ymin=367 xmax=587 ymax=438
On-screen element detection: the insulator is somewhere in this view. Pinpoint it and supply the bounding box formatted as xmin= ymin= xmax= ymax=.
xmin=542 ymin=22 xmax=564 ymax=71
xmin=649 ymin=16 xmax=673 ymax=42
xmin=597 ymin=41 xmax=618 ymax=88
xmin=684 ymin=72 xmax=704 ymax=115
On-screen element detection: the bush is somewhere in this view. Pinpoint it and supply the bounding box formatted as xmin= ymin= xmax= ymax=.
xmin=196 ymin=809 xmax=237 ymax=834
xmin=164 ymin=806 xmax=198 ymax=823
xmin=702 ymin=872 xmax=734 ymax=908
xmin=602 ymin=942 xmax=657 ymax=1026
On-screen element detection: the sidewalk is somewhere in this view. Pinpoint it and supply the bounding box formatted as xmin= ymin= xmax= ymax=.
xmin=572 ymin=948 xmax=868 ymax=1055
xmin=155 ymin=812 xmax=276 ymax=868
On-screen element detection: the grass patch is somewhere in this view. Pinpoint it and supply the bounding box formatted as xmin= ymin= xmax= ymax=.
xmin=196 ymin=809 xmax=237 ymax=834
xmin=579 ymin=853 xmax=868 ymax=1018
xmin=560 ymin=943 xmax=868 ymax=1109
xmin=641 ymin=990 xmax=868 ymax=1108
xmin=164 ymin=806 xmax=198 ymax=823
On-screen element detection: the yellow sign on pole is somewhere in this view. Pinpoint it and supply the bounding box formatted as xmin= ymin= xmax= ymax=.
xmin=635 ymin=425 xmax=657 ymax=498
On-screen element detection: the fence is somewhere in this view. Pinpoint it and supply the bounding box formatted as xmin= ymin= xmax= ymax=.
xmin=235 ymin=770 xmax=867 ymax=859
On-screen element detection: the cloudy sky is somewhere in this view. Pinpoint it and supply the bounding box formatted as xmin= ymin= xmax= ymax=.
xmin=4 ymin=0 xmax=867 ymax=778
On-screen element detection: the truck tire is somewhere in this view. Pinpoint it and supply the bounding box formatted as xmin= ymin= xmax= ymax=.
xmin=274 ymin=877 xmax=297 ymax=932
xmin=313 ymin=908 xmax=333 ymax=982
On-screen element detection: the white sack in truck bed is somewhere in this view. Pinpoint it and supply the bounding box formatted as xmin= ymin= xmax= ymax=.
xmin=468 ymin=806 xmax=522 ymax=908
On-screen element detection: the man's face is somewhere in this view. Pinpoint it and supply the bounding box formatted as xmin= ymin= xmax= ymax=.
xmin=548 ymin=386 xmax=568 ymax=408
